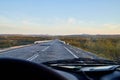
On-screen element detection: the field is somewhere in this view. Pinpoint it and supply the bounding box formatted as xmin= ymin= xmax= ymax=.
xmin=0 ymin=35 xmax=52 ymax=48
xmin=59 ymin=35 xmax=120 ymax=61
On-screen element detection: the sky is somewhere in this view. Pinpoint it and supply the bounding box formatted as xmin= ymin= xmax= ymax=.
xmin=0 ymin=0 xmax=120 ymax=35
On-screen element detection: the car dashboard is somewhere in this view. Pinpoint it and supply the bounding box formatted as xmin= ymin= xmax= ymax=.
xmin=0 ymin=58 xmax=120 ymax=80
xmin=51 ymin=66 xmax=120 ymax=80
xmin=43 ymin=58 xmax=120 ymax=80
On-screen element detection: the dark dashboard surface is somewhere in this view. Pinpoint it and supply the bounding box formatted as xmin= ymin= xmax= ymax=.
xmin=43 ymin=58 xmax=120 ymax=80
xmin=53 ymin=67 xmax=120 ymax=80
xmin=0 ymin=58 xmax=120 ymax=80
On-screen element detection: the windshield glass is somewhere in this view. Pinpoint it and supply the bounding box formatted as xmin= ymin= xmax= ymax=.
xmin=0 ymin=0 xmax=119 ymax=64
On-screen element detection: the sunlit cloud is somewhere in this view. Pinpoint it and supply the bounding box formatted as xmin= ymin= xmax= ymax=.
xmin=0 ymin=15 xmax=120 ymax=35
xmin=103 ymin=23 xmax=120 ymax=29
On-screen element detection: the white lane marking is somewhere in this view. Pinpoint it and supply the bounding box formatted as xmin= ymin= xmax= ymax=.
xmin=64 ymin=46 xmax=79 ymax=58
xmin=27 ymin=54 xmax=39 ymax=61
xmin=42 ymin=46 xmax=50 ymax=51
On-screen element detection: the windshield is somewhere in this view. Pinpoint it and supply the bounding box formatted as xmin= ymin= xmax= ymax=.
xmin=0 ymin=0 xmax=120 ymax=64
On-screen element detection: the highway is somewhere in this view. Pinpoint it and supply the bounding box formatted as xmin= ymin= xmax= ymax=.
xmin=0 ymin=39 xmax=101 ymax=63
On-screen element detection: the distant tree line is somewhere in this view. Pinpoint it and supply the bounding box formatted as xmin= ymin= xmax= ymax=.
xmin=59 ymin=36 xmax=120 ymax=61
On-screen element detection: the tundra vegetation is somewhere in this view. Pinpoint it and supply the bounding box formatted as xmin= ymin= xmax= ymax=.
xmin=0 ymin=35 xmax=52 ymax=48
xmin=59 ymin=35 xmax=120 ymax=61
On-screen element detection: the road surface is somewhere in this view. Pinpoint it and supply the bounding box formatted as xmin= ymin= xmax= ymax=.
xmin=0 ymin=39 xmax=100 ymax=63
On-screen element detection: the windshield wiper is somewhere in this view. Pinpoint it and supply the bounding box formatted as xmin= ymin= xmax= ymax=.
xmin=44 ymin=62 xmax=120 ymax=73
xmin=43 ymin=58 xmax=119 ymax=66
xmin=42 ymin=58 xmax=120 ymax=72
xmin=80 ymin=65 xmax=120 ymax=72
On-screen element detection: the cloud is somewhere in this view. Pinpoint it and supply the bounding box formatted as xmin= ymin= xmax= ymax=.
xmin=67 ymin=18 xmax=96 ymax=25
xmin=22 ymin=20 xmax=31 ymax=25
xmin=21 ymin=20 xmax=41 ymax=27
xmin=103 ymin=23 xmax=120 ymax=29
xmin=0 ymin=15 xmax=119 ymax=35
xmin=67 ymin=18 xmax=76 ymax=24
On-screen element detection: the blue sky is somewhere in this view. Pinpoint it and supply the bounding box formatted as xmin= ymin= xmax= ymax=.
xmin=0 ymin=0 xmax=120 ymax=35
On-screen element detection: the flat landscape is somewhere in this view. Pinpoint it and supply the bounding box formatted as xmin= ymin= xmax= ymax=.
xmin=0 ymin=35 xmax=119 ymax=63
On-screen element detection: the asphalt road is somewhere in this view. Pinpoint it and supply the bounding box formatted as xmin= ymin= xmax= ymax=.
xmin=0 ymin=39 xmax=101 ymax=63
